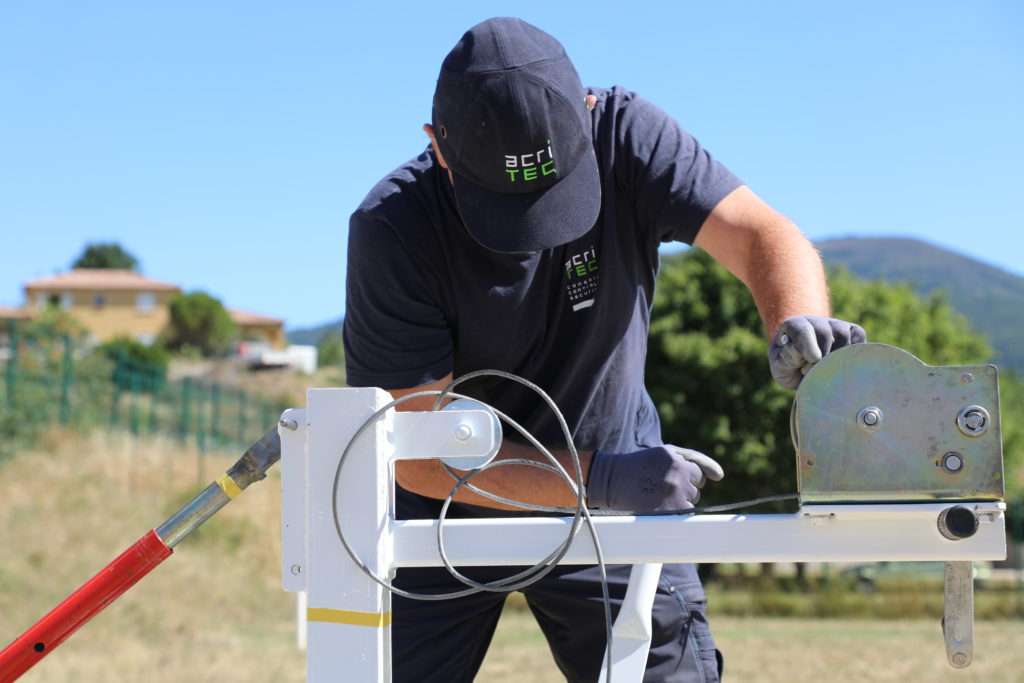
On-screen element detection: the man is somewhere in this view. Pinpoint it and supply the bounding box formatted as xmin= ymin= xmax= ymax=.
xmin=344 ymin=17 xmax=865 ymax=683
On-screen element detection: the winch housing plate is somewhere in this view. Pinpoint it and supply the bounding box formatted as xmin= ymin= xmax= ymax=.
xmin=793 ymin=343 xmax=1003 ymax=503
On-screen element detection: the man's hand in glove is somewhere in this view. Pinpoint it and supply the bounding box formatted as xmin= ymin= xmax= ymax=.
xmin=586 ymin=445 xmax=725 ymax=513
xmin=769 ymin=315 xmax=867 ymax=390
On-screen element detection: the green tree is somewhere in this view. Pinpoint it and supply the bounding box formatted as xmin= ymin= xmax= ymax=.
xmin=1001 ymin=375 xmax=1024 ymax=505
xmin=645 ymin=250 xmax=1006 ymax=508
xmin=161 ymin=291 xmax=237 ymax=357
xmin=316 ymin=330 xmax=345 ymax=367
xmin=72 ymin=242 xmax=140 ymax=270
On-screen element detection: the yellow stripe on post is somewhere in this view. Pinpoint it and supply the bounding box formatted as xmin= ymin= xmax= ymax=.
xmin=215 ymin=473 xmax=243 ymax=499
xmin=307 ymin=607 xmax=392 ymax=628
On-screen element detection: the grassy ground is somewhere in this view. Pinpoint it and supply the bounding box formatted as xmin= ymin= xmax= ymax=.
xmin=480 ymin=607 xmax=1024 ymax=682
xmin=3 ymin=431 xmax=1022 ymax=681
xmin=0 ymin=431 xmax=305 ymax=682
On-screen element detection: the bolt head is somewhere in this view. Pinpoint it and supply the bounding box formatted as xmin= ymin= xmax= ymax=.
xmin=857 ymin=407 xmax=883 ymax=430
xmin=455 ymin=423 xmax=473 ymax=441
xmin=957 ymin=405 xmax=990 ymax=437
xmin=942 ymin=452 xmax=964 ymax=473
xmin=952 ymin=652 xmax=968 ymax=667
xmin=290 ymin=564 xmax=302 ymax=575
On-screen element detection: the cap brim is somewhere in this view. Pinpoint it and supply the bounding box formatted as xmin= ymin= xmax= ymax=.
xmin=450 ymin=148 xmax=601 ymax=253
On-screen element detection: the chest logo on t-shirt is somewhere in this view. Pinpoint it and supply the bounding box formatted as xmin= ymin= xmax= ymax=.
xmin=564 ymin=245 xmax=599 ymax=312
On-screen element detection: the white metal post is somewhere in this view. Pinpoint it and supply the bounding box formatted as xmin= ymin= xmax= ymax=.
xmin=305 ymin=388 xmax=394 ymax=683
xmin=280 ymin=389 xmax=502 ymax=683
xmin=598 ymin=563 xmax=663 ymax=683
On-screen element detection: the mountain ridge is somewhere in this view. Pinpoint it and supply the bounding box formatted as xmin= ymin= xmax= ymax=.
xmin=817 ymin=236 xmax=1023 ymax=373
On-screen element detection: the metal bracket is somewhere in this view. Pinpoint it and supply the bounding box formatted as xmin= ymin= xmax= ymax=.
xmin=391 ymin=410 xmax=500 ymax=467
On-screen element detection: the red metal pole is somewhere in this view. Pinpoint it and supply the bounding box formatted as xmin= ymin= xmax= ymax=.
xmin=0 ymin=428 xmax=280 ymax=682
xmin=0 ymin=530 xmax=172 ymax=682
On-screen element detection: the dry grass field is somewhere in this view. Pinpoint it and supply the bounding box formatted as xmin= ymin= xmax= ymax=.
xmin=2 ymin=431 xmax=1022 ymax=682
xmin=480 ymin=607 xmax=1024 ymax=682
xmin=0 ymin=431 xmax=305 ymax=683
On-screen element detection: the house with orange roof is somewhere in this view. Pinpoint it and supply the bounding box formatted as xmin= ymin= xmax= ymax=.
xmin=228 ymin=308 xmax=286 ymax=348
xmin=13 ymin=269 xmax=286 ymax=348
xmin=24 ymin=269 xmax=180 ymax=345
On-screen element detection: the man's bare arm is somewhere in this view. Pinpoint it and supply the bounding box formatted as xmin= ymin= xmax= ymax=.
xmin=694 ymin=185 xmax=830 ymax=336
xmin=390 ymin=374 xmax=592 ymax=510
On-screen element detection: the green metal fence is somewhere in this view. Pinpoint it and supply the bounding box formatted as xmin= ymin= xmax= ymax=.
xmin=0 ymin=320 xmax=287 ymax=459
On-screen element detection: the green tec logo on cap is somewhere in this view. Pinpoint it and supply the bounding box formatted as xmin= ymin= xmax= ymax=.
xmin=504 ymin=140 xmax=557 ymax=184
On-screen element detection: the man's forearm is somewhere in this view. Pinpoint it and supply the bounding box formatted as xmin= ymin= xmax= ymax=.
xmin=395 ymin=442 xmax=594 ymax=511
xmin=744 ymin=221 xmax=830 ymax=336
xmin=694 ymin=186 xmax=830 ymax=336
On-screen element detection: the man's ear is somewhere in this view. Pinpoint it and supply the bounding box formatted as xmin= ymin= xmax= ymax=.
xmin=423 ymin=123 xmax=451 ymax=173
xmin=423 ymin=124 xmax=448 ymax=169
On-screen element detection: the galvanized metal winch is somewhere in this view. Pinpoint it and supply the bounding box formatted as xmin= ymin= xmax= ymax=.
xmin=793 ymin=342 xmax=1003 ymax=503
xmin=792 ymin=342 xmax=1006 ymax=667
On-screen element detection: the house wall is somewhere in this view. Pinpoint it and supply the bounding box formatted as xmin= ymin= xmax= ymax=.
xmin=25 ymin=288 xmax=178 ymax=344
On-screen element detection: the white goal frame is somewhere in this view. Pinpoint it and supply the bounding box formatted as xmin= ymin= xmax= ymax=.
xmin=279 ymin=388 xmax=1006 ymax=682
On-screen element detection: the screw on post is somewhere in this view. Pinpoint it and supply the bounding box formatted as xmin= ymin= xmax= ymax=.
xmin=857 ymin=406 xmax=883 ymax=431
xmin=454 ymin=423 xmax=473 ymax=441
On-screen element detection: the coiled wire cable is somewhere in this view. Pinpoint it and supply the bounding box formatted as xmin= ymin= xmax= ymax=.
xmin=331 ymin=369 xmax=801 ymax=681
xmin=331 ymin=370 xmax=616 ymax=679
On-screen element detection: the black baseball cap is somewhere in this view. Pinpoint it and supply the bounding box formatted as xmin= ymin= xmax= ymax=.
xmin=432 ymin=17 xmax=601 ymax=253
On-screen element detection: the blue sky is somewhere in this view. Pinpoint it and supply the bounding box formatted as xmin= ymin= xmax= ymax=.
xmin=1 ymin=1 xmax=1021 ymax=329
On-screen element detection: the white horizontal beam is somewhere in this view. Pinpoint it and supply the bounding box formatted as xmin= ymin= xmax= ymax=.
xmin=390 ymin=503 xmax=1006 ymax=568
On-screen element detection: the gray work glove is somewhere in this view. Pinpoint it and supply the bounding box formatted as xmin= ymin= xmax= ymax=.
xmin=586 ymin=445 xmax=725 ymax=512
xmin=769 ymin=315 xmax=867 ymax=390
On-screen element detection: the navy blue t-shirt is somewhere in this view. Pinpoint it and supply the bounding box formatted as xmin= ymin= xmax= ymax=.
xmin=344 ymin=86 xmax=741 ymax=455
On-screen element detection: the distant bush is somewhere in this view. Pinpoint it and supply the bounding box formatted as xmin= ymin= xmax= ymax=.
xmin=97 ymin=337 xmax=168 ymax=367
xmin=19 ymin=307 xmax=87 ymax=343
xmin=95 ymin=337 xmax=169 ymax=391
xmin=161 ymin=291 xmax=237 ymax=357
